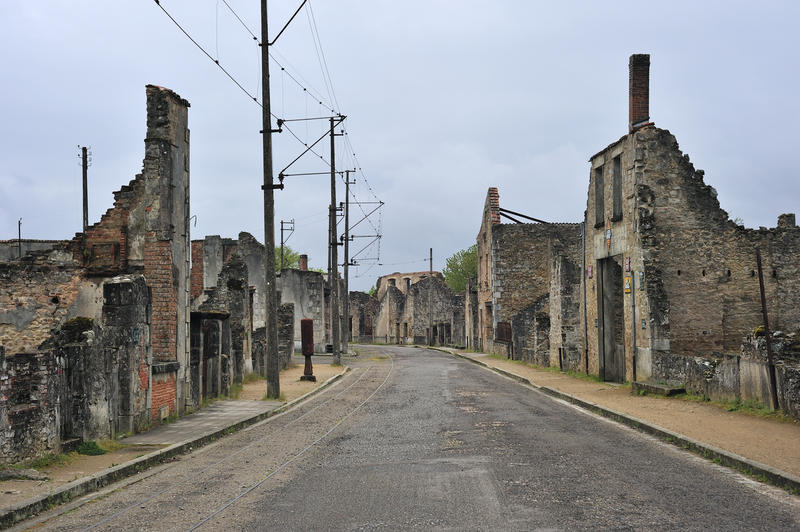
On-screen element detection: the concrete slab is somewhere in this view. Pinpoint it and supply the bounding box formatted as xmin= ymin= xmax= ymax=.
xmin=122 ymin=400 xmax=282 ymax=445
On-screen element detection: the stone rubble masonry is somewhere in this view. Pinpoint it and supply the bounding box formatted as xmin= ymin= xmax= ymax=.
xmin=0 ymin=350 xmax=59 ymax=463
xmin=375 ymin=273 xmax=463 ymax=346
xmin=277 ymin=303 xmax=295 ymax=369
xmin=584 ymin=125 xmax=800 ymax=393
xmin=193 ymin=250 xmax=252 ymax=385
xmin=464 ymin=279 xmax=479 ymax=350
xmin=348 ymin=291 xmax=379 ymax=342
xmin=278 ymin=268 xmax=326 ymax=352
xmin=0 ymin=247 xmax=86 ymax=354
xmin=476 ymin=187 xmax=581 ymax=363
xmin=375 ymin=271 xmax=443 ymax=302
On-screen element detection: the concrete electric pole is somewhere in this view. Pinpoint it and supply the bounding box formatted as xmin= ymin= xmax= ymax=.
xmin=429 ymin=247 xmax=433 ymax=346
xmin=261 ymin=0 xmax=280 ymax=398
xmin=81 ymin=146 xmax=89 ymax=235
xmin=341 ymin=169 xmax=354 ymax=354
xmin=328 ymin=117 xmax=340 ymax=365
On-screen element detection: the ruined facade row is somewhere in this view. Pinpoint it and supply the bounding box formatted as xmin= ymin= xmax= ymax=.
xmin=373 ymin=271 xmax=465 ymax=346
xmin=0 ymin=86 xmax=296 ymax=464
xmin=475 ymin=55 xmax=800 ymax=418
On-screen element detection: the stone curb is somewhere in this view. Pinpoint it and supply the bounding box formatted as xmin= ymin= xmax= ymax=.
xmin=439 ymin=348 xmax=800 ymax=494
xmin=0 ymin=367 xmax=350 ymax=530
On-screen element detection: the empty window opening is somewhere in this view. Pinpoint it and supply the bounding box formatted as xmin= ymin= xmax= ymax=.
xmin=677 ymin=270 xmax=681 ymax=276
xmin=726 ymin=269 xmax=731 ymax=277
xmin=612 ymin=156 xmax=622 ymax=220
xmin=594 ymin=166 xmax=604 ymax=227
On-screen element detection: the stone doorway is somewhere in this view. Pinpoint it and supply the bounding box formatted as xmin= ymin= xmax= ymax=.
xmin=598 ymin=256 xmax=625 ymax=383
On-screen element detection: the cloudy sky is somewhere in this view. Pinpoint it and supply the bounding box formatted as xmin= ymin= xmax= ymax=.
xmin=1 ymin=1 xmax=798 ymax=291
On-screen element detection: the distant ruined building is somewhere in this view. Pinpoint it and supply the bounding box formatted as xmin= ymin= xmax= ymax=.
xmin=476 ymin=55 xmax=800 ymax=418
xmin=374 ymin=271 xmax=464 ymax=346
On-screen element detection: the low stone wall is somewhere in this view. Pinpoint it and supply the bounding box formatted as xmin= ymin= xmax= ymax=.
xmin=0 ymin=349 xmax=60 ymax=464
xmin=651 ymin=330 xmax=800 ymax=419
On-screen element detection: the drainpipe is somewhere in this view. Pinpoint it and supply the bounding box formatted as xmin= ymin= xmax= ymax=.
xmin=631 ymin=269 xmax=637 ymax=383
xmin=581 ymin=222 xmax=588 ymax=374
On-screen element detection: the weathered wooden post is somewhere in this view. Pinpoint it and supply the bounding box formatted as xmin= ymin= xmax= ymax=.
xmin=300 ymin=318 xmax=316 ymax=382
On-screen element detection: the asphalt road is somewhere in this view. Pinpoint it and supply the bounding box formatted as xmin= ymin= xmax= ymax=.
xmin=20 ymin=345 xmax=800 ymax=531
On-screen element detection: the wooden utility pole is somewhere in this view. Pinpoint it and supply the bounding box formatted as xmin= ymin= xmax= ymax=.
xmin=428 ymin=247 xmax=433 ymax=345
xmin=280 ymin=219 xmax=293 ymax=271
xmin=261 ymin=0 xmax=280 ymax=398
xmin=81 ymin=146 xmax=88 ymax=234
xmin=756 ymin=249 xmax=780 ymax=411
xmin=342 ymin=170 xmax=354 ymax=354
xmin=329 ymin=117 xmax=341 ymax=365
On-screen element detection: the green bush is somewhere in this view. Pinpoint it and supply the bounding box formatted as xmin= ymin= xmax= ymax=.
xmin=77 ymin=440 xmax=106 ymax=456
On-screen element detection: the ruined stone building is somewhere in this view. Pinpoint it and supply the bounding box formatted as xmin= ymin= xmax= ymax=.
xmin=463 ymin=279 xmax=479 ymax=350
xmin=1 ymin=85 xmax=299 ymax=464
xmin=374 ymin=271 xmax=464 ymax=345
xmin=475 ymin=188 xmax=582 ymax=368
xmin=348 ymin=290 xmax=379 ymax=343
xmin=1 ymin=85 xmax=192 ymax=462
xmin=582 ymin=55 xmax=799 ymax=413
xmin=472 ymin=55 xmax=800 ymax=418
xmin=278 ymin=254 xmax=326 ymax=352
xmin=190 ymin=233 xmax=295 ymax=403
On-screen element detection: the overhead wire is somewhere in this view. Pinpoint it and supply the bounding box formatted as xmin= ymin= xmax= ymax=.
xmin=156 ymin=0 xmax=382 ymax=263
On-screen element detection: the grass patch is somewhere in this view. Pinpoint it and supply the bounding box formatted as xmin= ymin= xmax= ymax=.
xmin=262 ymin=392 xmax=286 ymax=401
xmin=242 ymin=372 xmax=265 ymax=384
xmin=18 ymin=452 xmax=76 ymax=470
xmin=77 ymin=440 xmax=107 ymax=456
xmin=230 ymin=384 xmax=243 ymax=400
xmin=674 ymin=393 xmax=792 ymax=422
xmin=97 ymin=439 xmax=125 ymax=453
xmin=488 ymin=354 xmax=604 ymax=383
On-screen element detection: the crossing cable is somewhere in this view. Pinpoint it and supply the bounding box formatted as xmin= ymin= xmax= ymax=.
xmin=153 ymin=0 xmax=332 ymax=167
xmin=219 ymin=0 xmax=337 ymax=114
xmin=216 ymin=0 xmax=382 ymax=224
xmin=79 ymin=367 xmax=377 ymax=531
xmin=156 ymin=0 xmax=381 ymax=239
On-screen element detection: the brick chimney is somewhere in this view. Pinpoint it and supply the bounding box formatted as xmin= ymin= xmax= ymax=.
xmin=299 ymin=254 xmax=308 ymax=271
xmin=629 ymin=54 xmax=651 ymax=132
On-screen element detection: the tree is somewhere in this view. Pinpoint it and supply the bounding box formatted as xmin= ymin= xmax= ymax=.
xmin=443 ymin=244 xmax=477 ymax=293
xmin=276 ymin=245 xmax=300 ymax=272
xmin=367 ymin=285 xmax=376 ymax=297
